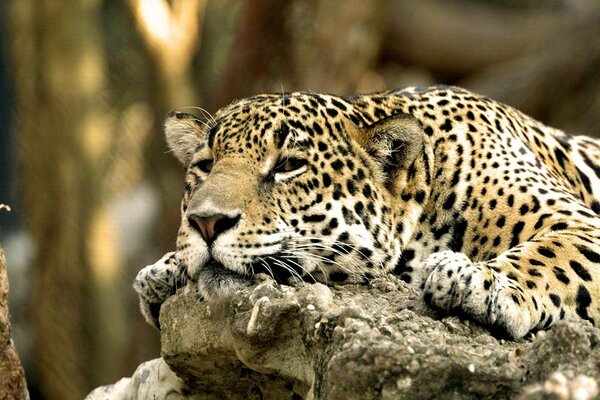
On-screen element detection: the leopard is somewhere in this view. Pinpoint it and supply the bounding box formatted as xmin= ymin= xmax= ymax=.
xmin=134 ymin=85 xmax=600 ymax=339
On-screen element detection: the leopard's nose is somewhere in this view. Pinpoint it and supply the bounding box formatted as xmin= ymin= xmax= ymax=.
xmin=188 ymin=213 xmax=241 ymax=245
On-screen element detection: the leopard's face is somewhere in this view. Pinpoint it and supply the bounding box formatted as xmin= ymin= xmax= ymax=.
xmin=166 ymin=94 xmax=425 ymax=300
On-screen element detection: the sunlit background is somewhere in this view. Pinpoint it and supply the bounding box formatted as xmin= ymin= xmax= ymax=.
xmin=1 ymin=0 xmax=599 ymax=398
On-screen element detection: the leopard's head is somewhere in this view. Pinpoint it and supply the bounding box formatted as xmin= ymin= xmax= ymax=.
xmin=165 ymin=93 xmax=428 ymax=300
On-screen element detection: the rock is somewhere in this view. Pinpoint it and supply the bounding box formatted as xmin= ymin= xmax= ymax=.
xmin=0 ymin=247 xmax=29 ymax=400
xmin=519 ymin=372 xmax=599 ymax=400
xmin=89 ymin=275 xmax=600 ymax=399
xmin=84 ymin=358 xmax=189 ymax=400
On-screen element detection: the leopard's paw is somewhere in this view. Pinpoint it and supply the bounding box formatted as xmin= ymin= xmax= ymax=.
xmin=133 ymin=252 xmax=185 ymax=329
xmin=422 ymin=251 xmax=478 ymax=311
xmin=422 ymin=250 xmax=533 ymax=339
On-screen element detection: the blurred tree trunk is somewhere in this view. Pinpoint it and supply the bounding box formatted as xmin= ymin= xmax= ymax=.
xmin=383 ymin=0 xmax=589 ymax=78
xmin=9 ymin=0 xmax=124 ymax=398
xmin=127 ymin=0 xmax=207 ymax=252
xmin=212 ymin=0 xmax=387 ymax=109
xmin=127 ymin=0 xmax=206 ymax=109
xmin=461 ymin=9 xmax=600 ymax=134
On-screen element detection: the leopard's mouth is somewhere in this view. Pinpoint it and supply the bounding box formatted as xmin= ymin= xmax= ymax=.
xmin=203 ymin=258 xmax=251 ymax=282
xmin=250 ymin=257 xmax=313 ymax=283
xmin=197 ymin=254 xmax=319 ymax=301
xmin=194 ymin=258 xmax=251 ymax=300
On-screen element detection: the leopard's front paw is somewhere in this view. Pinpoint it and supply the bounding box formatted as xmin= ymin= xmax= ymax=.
xmin=423 ymin=250 xmax=534 ymax=339
xmin=422 ymin=251 xmax=483 ymax=312
xmin=133 ymin=252 xmax=185 ymax=329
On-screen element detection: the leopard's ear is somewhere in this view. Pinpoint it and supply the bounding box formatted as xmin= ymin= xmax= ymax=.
xmin=348 ymin=113 xmax=424 ymax=182
xmin=164 ymin=111 xmax=207 ymax=166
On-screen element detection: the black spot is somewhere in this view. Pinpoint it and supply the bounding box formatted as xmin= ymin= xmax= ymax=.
xmin=510 ymin=221 xmax=525 ymax=247
xmin=358 ymin=248 xmax=373 ymax=259
xmin=492 ymin=236 xmax=501 ymax=247
xmin=341 ymin=206 xmax=355 ymax=224
xmin=424 ymin=292 xmax=433 ymax=305
xmin=346 ymin=179 xmax=357 ymax=195
xmin=440 ymin=119 xmax=453 ymax=132
xmin=322 ymin=173 xmax=332 ymax=187
xmin=331 ymin=159 xmax=344 ymax=171
xmin=533 ymin=214 xmax=551 ymax=230
xmin=576 ymin=285 xmax=593 ymax=323
xmin=312 ymin=121 xmax=324 ymax=136
xmin=575 ymin=245 xmax=599 ymax=263
xmin=449 ymin=218 xmax=468 ymax=252
xmin=207 ymin=125 xmax=218 ymax=148
xmin=302 ymin=214 xmax=326 ymax=223
xmin=581 ymin=151 xmax=600 ymax=180
xmin=443 ymin=192 xmax=456 ymax=210
xmin=354 ymin=202 xmax=365 ymax=216
xmin=549 ymin=222 xmax=568 ymax=231
xmin=326 ymin=108 xmax=339 ymax=117
xmin=432 ymin=223 xmax=452 ymax=240
xmin=542 ymin=315 xmax=554 ymax=329
xmin=511 ymin=294 xmax=520 ymax=305
xmin=396 ymin=222 xmax=404 ymax=234
xmin=367 ymin=203 xmax=376 ymax=216
xmin=275 ymin=123 xmax=290 ymax=149
xmin=496 ymin=216 xmax=505 ymax=228
xmin=338 ymin=232 xmax=349 ymax=241
xmin=554 ymin=147 xmax=567 ymax=169
xmin=451 ymin=169 xmax=461 ymax=186
xmin=570 ymin=260 xmax=592 ymax=281
xmin=362 ymin=185 xmax=372 ymax=198
xmin=331 ymin=98 xmax=347 ymax=111
xmin=328 ymin=218 xmax=339 ymax=229
xmin=333 ymin=186 xmax=344 ymax=200
xmin=549 ymin=294 xmax=561 ymax=307
xmin=537 ymin=247 xmax=556 ymax=258
xmin=415 ymin=190 xmax=426 ymax=203
xmin=553 ymin=267 xmax=570 ymax=284
xmin=329 ymin=271 xmax=349 ymax=282
xmin=507 ymin=195 xmax=514 ymax=207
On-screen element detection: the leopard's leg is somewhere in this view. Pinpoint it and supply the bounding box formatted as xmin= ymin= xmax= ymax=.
xmin=133 ymin=252 xmax=187 ymax=329
xmin=423 ymin=224 xmax=600 ymax=339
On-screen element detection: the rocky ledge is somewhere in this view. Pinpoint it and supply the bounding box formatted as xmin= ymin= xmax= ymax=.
xmin=88 ymin=276 xmax=600 ymax=399
xmin=0 ymin=247 xmax=29 ymax=400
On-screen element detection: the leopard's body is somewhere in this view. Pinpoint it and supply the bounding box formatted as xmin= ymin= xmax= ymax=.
xmin=134 ymin=86 xmax=600 ymax=339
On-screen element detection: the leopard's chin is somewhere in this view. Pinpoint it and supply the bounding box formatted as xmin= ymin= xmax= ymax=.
xmin=196 ymin=256 xmax=314 ymax=301
xmin=197 ymin=259 xmax=253 ymax=302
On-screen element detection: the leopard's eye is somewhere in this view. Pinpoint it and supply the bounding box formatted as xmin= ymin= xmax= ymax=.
xmin=196 ymin=159 xmax=214 ymax=173
xmin=273 ymin=157 xmax=307 ymax=174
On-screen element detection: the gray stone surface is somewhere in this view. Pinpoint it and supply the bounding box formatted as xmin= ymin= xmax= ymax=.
xmin=89 ymin=276 xmax=600 ymax=399
xmin=160 ymin=276 xmax=600 ymax=399
xmin=84 ymin=358 xmax=192 ymax=400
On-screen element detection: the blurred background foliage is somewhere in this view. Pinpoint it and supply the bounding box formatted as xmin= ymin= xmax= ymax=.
xmin=0 ymin=0 xmax=599 ymax=398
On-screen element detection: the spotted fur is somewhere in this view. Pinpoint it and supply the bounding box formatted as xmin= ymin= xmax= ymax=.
xmin=134 ymin=86 xmax=600 ymax=339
